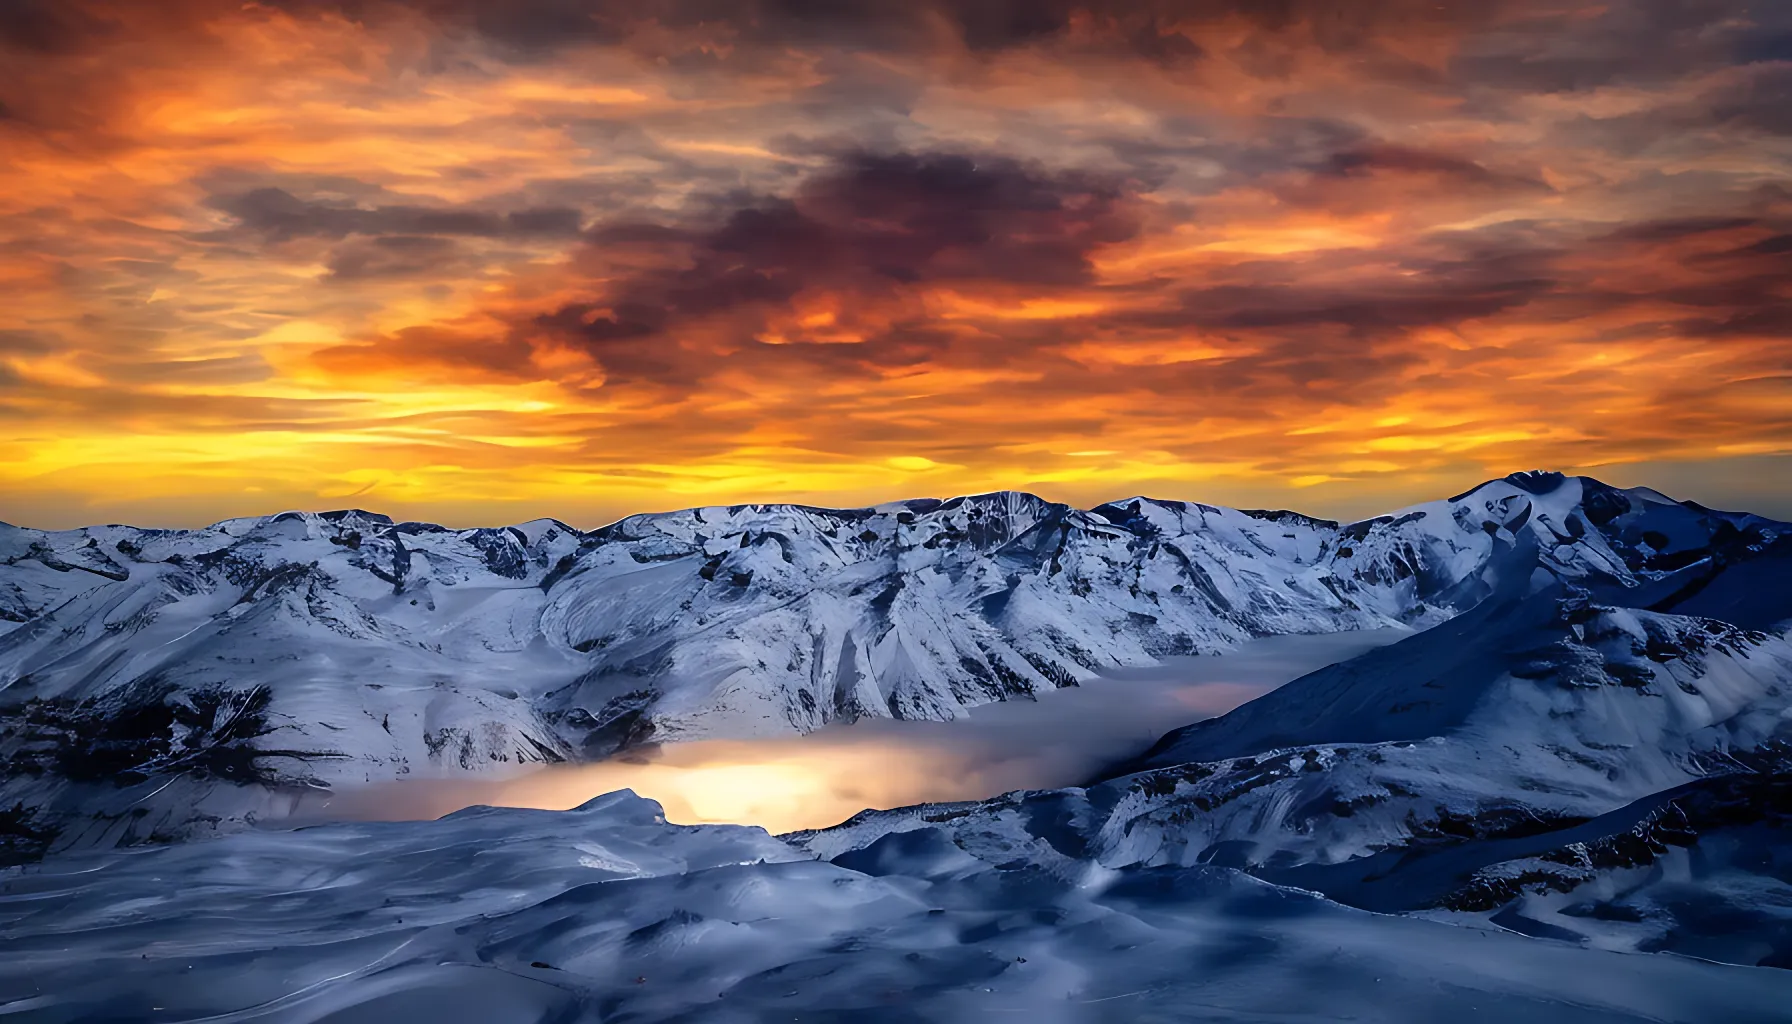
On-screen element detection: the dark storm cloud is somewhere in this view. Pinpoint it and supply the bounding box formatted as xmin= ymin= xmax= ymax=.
xmin=4 ymin=0 xmax=1510 ymax=60
xmin=678 ymin=0 xmax=1491 ymax=53
xmin=0 ymin=329 xmax=57 ymax=356
xmin=206 ymin=188 xmax=584 ymax=243
xmin=324 ymin=235 xmax=465 ymax=282
xmin=1450 ymin=0 xmax=1789 ymax=93
xmin=1674 ymin=307 xmax=1792 ymax=340
xmin=486 ymin=134 xmax=1785 ymax=404
xmin=1737 ymin=30 xmax=1792 ymax=65
xmin=1575 ymin=215 xmax=1792 ymax=342
xmin=1602 ymin=217 xmax=1764 ymax=244
xmin=1736 ymin=235 xmax=1792 ymax=256
xmin=537 ymin=150 xmax=1138 ymax=352
xmin=796 ymin=151 xmax=1137 ymax=283
xmin=1705 ymin=64 xmax=1792 ymax=137
xmin=0 ymin=0 xmax=120 ymax=54
xmin=1310 ymin=145 xmax=1549 ymax=194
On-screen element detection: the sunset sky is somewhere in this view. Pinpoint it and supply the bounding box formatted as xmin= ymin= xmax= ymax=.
xmin=3 ymin=0 xmax=1789 ymax=528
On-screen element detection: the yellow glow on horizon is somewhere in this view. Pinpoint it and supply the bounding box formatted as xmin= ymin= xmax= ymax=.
xmin=0 ymin=1 xmax=1785 ymax=529
xmin=887 ymin=456 xmax=940 ymax=471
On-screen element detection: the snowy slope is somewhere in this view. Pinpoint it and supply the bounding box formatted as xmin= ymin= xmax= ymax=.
xmin=4 ymin=791 xmax=1791 ymax=1023
xmin=4 ymin=471 xmax=1792 ymax=1018
xmin=779 ymin=477 xmax=1792 ymax=960
xmin=1 ymin=472 xmax=1786 ymax=854
xmin=790 ymin=590 xmax=1792 ymax=898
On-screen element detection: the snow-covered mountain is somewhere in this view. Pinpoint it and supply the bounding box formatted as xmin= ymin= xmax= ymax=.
xmin=1 ymin=471 xmax=1786 ymax=857
xmin=782 ymin=474 xmax=1792 ymax=966
xmin=3 ymin=469 xmax=1792 ymax=1018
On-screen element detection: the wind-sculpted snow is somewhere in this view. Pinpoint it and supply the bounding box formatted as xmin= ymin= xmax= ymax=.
xmin=0 ymin=471 xmax=1787 ymax=856
xmin=4 ymin=791 xmax=1791 ymax=1023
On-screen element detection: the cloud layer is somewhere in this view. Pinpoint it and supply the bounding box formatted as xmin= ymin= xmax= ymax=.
xmin=302 ymin=630 xmax=1409 ymax=832
xmin=2 ymin=0 xmax=1789 ymax=526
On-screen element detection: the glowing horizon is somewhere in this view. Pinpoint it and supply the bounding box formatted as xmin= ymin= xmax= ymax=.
xmin=4 ymin=1 xmax=1789 ymax=530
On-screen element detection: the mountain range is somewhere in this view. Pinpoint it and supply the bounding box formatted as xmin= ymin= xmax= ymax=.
xmin=2 ymin=470 xmax=1788 ymax=855
xmin=3 ymin=469 xmax=1792 ymax=1019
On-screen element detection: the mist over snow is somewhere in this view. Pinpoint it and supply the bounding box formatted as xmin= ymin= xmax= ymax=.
xmin=301 ymin=629 xmax=1411 ymax=833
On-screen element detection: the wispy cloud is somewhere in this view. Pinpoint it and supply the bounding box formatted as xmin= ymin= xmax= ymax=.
xmin=2 ymin=0 xmax=1788 ymax=526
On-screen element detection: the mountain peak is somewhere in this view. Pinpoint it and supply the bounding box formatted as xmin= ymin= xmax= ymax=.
xmin=316 ymin=509 xmax=395 ymax=525
xmin=1503 ymin=469 xmax=1571 ymax=494
xmin=1448 ymin=469 xmax=1582 ymax=503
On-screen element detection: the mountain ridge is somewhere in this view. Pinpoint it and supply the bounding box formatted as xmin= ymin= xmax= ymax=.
xmin=2 ymin=470 xmax=1787 ymax=858
xmin=11 ymin=468 xmax=1773 ymax=538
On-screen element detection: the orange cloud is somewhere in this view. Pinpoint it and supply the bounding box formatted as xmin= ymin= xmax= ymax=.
xmin=1 ymin=0 xmax=1789 ymax=528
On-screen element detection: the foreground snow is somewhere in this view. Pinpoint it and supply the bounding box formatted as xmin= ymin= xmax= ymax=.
xmin=3 ymin=791 xmax=1789 ymax=1024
